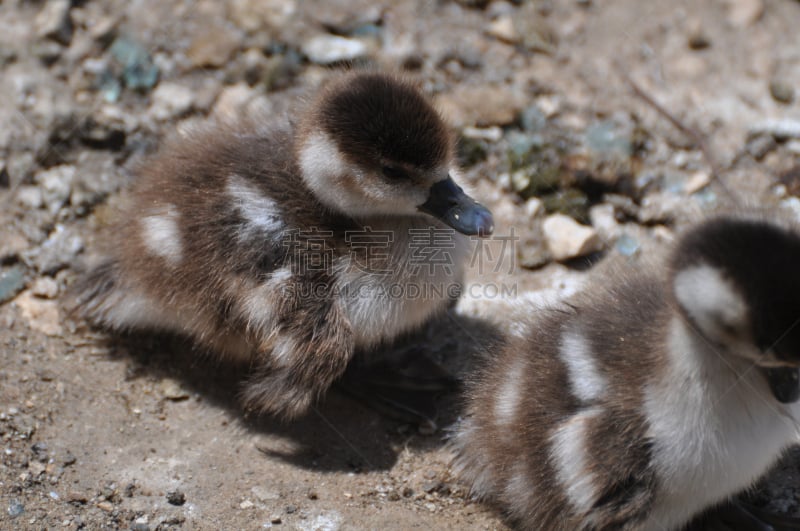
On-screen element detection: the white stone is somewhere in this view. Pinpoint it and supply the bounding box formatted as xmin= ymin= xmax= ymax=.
xmin=524 ymin=197 xmax=544 ymax=218
xmin=212 ymin=83 xmax=261 ymax=122
xmin=461 ymin=126 xmax=503 ymax=142
xmin=37 ymin=165 xmax=75 ymax=214
xmin=725 ymin=0 xmax=764 ymax=27
xmin=684 ymin=171 xmax=711 ymax=194
xmin=751 ymin=119 xmax=800 ymax=139
xmin=588 ymin=203 xmax=619 ymax=241
xmin=542 ymin=214 xmax=601 ymax=261
xmin=31 ymin=277 xmax=59 ymax=299
xmin=149 ymin=82 xmax=194 ymax=121
xmin=302 ymin=35 xmax=368 ymax=65
xmin=486 ymin=16 xmax=518 ymax=43
xmin=14 ymin=291 xmax=62 ymax=336
xmin=16 ymin=186 xmax=43 ymax=209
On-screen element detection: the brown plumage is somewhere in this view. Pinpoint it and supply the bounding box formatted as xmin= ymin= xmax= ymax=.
xmin=73 ymin=71 xmax=493 ymax=419
xmin=452 ymin=212 xmax=800 ymax=530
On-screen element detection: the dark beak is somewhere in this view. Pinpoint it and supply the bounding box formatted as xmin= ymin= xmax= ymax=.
xmin=418 ymin=176 xmax=494 ymax=236
xmin=762 ymin=367 xmax=800 ymax=403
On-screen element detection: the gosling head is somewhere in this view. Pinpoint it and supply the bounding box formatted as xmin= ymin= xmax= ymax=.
xmin=296 ymin=72 xmax=493 ymax=236
xmin=670 ymin=216 xmax=800 ymax=403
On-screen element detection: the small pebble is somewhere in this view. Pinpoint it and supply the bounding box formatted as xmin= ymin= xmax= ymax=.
xmin=615 ymin=233 xmax=641 ymax=257
xmin=15 ymin=291 xmax=62 ymax=336
xmin=149 ymin=82 xmax=195 ymax=121
xmin=251 ymin=485 xmax=280 ymax=501
xmin=110 ymin=36 xmax=159 ymax=91
xmin=66 ymin=491 xmax=87 ymax=504
xmin=15 ymin=186 xmax=43 ymax=209
xmin=542 ymin=214 xmax=602 ymax=261
xmin=745 ymin=133 xmax=777 ymax=160
xmin=36 ymin=165 xmax=75 ymax=215
xmin=686 ymin=20 xmax=710 ymax=50
xmin=486 ymin=15 xmax=518 ymax=43
xmin=422 ymin=481 xmax=441 ymax=493
xmin=160 ymin=378 xmax=190 ymax=400
xmin=7 ymin=501 xmax=24 ymax=518
xmin=166 ymin=490 xmax=186 ymax=506
xmin=0 ymin=266 xmax=26 ymax=304
xmin=240 ymin=500 xmax=254 ymax=510
xmin=684 ymin=171 xmax=711 ymax=194
xmin=302 ymin=35 xmax=368 ymax=64
xmin=31 ymin=277 xmax=59 ymax=299
xmin=770 ymin=81 xmax=795 ymax=105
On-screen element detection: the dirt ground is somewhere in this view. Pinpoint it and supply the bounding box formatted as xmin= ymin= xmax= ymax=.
xmin=2 ymin=0 xmax=800 ymax=529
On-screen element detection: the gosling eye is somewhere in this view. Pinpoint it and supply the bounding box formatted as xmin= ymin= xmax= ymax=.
xmin=381 ymin=165 xmax=408 ymax=180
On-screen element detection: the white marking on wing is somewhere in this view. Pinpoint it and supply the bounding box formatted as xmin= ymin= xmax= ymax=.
xmin=560 ymin=329 xmax=607 ymax=402
xmin=140 ymin=205 xmax=183 ymax=265
xmin=550 ymin=407 xmax=603 ymax=513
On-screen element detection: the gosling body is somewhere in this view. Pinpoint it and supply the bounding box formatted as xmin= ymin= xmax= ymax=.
xmin=453 ymin=212 xmax=800 ymax=530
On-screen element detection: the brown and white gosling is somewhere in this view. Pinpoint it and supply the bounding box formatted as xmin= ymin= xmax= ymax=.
xmin=452 ymin=212 xmax=800 ymax=530
xmin=74 ymin=72 xmax=493 ymax=419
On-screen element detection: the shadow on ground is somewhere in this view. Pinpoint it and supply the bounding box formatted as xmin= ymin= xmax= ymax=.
xmin=87 ymin=310 xmax=505 ymax=474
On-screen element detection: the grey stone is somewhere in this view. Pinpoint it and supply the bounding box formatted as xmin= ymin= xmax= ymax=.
xmin=585 ymin=120 xmax=632 ymax=157
xmin=251 ymin=485 xmax=281 ymax=501
xmin=24 ymin=225 xmax=83 ymax=275
xmin=36 ymin=165 xmax=75 ymax=215
xmin=615 ymin=233 xmax=640 ymax=256
xmin=638 ymin=193 xmax=684 ymax=224
xmin=517 ymin=241 xmax=551 ymax=270
xmin=110 ymin=36 xmax=159 ymax=91
xmin=745 ymin=133 xmax=776 ymax=160
xmin=0 ymin=266 xmax=26 ymax=304
xmin=7 ymin=501 xmax=24 ymax=518
xmin=70 ymin=152 xmax=121 ymax=213
xmin=520 ymin=105 xmax=547 ymax=133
